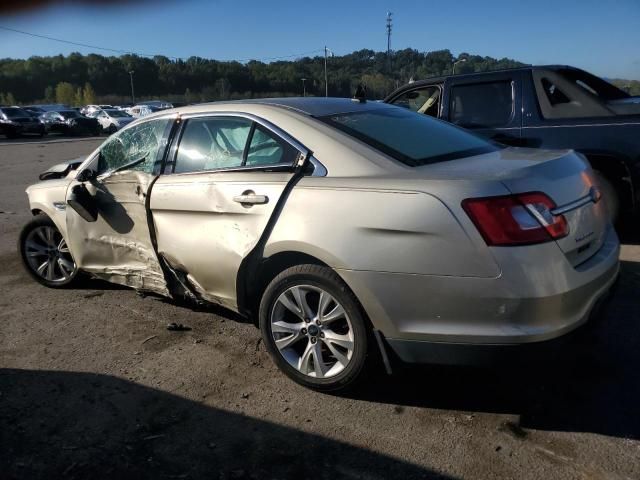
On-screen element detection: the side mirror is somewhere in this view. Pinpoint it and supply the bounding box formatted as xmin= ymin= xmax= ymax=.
xmin=67 ymin=184 xmax=98 ymax=222
xmin=77 ymin=168 xmax=97 ymax=182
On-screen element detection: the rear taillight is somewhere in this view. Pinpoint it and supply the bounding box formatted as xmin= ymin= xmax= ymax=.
xmin=462 ymin=192 xmax=568 ymax=246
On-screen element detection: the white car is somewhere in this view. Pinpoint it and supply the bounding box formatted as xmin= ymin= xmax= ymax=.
xmin=93 ymin=109 xmax=135 ymax=133
xmin=125 ymin=105 xmax=157 ymax=118
xmin=81 ymin=104 xmax=113 ymax=116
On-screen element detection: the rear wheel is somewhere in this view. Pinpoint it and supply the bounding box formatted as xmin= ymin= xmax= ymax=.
xmin=19 ymin=215 xmax=79 ymax=288
xmin=259 ymin=264 xmax=369 ymax=392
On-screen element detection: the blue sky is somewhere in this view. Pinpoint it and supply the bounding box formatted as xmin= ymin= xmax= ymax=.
xmin=1 ymin=0 xmax=639 ymax=79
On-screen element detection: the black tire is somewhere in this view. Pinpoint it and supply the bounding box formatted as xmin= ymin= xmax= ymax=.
xmin=259 ymin=264 xmax=370 ymax=392
xmin=18 ymin=214 xmax=80 ymax=288
xmin=593 ymin=170 xmax=620 ymax=224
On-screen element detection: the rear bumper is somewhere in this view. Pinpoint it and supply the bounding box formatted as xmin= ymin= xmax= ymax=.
xmin=338 ymin=226 xmax=620 ymax=364
xmin=385 ymin=274 xmax=618 ymax=366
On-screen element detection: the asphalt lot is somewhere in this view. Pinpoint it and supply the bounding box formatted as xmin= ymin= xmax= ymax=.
xmin=1 ymin=138 xmax=639 ymax=480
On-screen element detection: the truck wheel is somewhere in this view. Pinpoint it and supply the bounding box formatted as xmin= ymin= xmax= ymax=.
xmin=593 ymin=170 xmax=619 ymax=224
xmin=259 ymin=264 xmax=369 ymax=392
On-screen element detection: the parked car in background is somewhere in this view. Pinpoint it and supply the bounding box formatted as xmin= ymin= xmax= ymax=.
xmin=125 ymin=105 xmax=161 ymax=118
xmin=27 ymin=104 xmax=70 ymax=112
xmin=138 ymin=100 xmax=173 ymax=109
xmin=22 ymin=106 xmax=46 ymax=118
xmin=93 ymin=108 xmax=135 ymax=133
xmin=385 ymin=65 xmax=640 ymax=224
xmin=81 ymin=104 xmax=113 ymax=116
xmin=19 ymin=98 xmax=619 ymax=391
xmin=40 ymin=110 xmax=100 ymax=136
xmin=0 ymin=106 xmax=46 ymax=138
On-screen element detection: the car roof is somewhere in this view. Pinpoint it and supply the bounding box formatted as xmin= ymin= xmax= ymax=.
xmin=182 ymin=97 xmax=391 ymax=118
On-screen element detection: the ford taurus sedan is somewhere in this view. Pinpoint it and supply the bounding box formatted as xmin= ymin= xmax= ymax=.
xmin=19 ymin=98 xmax=620 ymax=391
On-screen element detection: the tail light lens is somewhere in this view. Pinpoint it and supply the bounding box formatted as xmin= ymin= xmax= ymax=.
xmin=462 ymin=192 xmax=568 ymax=246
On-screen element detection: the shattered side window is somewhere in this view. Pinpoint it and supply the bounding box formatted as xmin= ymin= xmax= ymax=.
xmin=98 ymin=118 xmax=172 ymax=175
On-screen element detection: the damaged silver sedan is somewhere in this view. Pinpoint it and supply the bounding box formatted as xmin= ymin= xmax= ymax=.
xmin=20 ymin=98 xmax=619 ymax=391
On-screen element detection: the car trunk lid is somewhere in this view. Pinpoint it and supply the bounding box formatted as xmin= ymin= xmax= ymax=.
xmin=416 ymin=147 xmax=610 ymax=266
xmin=498 ymin=151 xmax=608 ymax=266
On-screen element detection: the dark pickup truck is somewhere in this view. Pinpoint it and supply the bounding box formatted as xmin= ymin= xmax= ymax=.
xmin=385 ymin=65 xmax=640 ymax=223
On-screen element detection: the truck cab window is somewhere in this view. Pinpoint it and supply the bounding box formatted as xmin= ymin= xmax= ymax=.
xmin=541 ymin=78 xmax=571 ymax=105
xmin=449 ymin=81 xmax=514 ymax=128
xmin=390 ymin=86 xmax=441 ymax=117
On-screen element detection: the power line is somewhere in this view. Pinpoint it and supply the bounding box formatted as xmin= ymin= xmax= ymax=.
xmin=0 ymin=25 xmax=180 ymax=59
xmin=0 ymin=25 xmax=325 ymax=63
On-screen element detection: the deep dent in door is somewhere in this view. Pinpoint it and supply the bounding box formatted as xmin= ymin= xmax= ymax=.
xmin=66 ymin=170 xmax=169 ymax=295
xmin=150 ymin=175 xmax=297 ymax=310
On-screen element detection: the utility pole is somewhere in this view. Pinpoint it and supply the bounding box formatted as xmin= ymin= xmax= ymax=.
xmin=301 ymin=77 xmax=307 ymax=97
xmin=386 ymin=12 xmax=393 ymax=73
xmin=324 ymin=46 xmax=333 ymax=97
xmin=128 ymin=70 xmax=135 ymax=104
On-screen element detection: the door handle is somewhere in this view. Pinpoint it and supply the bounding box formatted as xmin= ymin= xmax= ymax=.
xmin=233 ymin=192 xmax=269 ymax=206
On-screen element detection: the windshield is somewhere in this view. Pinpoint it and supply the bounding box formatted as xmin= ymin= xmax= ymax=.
xmin=105 ymin=110 xmax=131 ymax=118
xmin=59 ymin=110 xmax=81 ymax=118
xmin=1 ymin=107 xmax=27 ymax=118
xmin=320 ymin=107 xmax=500 ymax=167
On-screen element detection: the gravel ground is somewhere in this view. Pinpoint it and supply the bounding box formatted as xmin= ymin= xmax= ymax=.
xmin=1 ymin=138 xmax=639 ymax=480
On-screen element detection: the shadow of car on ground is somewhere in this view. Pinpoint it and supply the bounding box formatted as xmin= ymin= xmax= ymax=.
xmin=0 ymin=368 xmax=452 ymax=480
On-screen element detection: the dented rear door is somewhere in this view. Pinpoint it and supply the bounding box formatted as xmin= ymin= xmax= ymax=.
xmin=149 ymin=114 xmax=306 ymax=310
xmin=65 ymin=117 xmax=175 ymax=295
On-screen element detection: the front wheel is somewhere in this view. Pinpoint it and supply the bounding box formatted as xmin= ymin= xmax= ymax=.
xmin=259 ymin=264 xmax=369 ymax=392
xmin=19 ymin=215 xmax=79 ymax=288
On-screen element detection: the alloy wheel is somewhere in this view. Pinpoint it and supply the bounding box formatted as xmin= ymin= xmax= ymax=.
xmin=270 ymin=285 xmax=354 ymax=379
xmin=24 ymin=225 xmax=76 ymax=283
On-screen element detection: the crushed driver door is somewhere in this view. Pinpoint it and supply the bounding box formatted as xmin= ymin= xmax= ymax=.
xmin=65 ymin=117 xmax=175 ymax=295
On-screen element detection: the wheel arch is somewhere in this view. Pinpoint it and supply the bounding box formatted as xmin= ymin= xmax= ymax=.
xmin=238 ymin=250 xmax=330 ymax=324
xmin=237 ymin=248 xmax=374 ymax=330
xmin=27 ymin=201 xmax=69 ymax=242
xmin=582 ymin=151 xmax=635 ymax=215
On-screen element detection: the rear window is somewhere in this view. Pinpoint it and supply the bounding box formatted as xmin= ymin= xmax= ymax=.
xmin=320 ymin=107 xmax=499 ymax=167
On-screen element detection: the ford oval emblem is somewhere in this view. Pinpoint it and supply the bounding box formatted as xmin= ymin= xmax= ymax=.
xmin=589 ymin=186 xmax=602 ymax=204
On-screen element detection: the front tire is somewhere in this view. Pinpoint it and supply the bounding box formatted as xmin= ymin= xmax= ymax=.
xmin=259 ymin=264 xmax=369 ymax=392
xmin=19 ymin=215 xmax=79 ymax=288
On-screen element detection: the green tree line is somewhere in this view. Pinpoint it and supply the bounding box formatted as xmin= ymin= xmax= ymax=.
xmin=0 ymin=49 xmax=525 ymax=105
xmin=1 ymin=48 xmax=638 ymax=106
